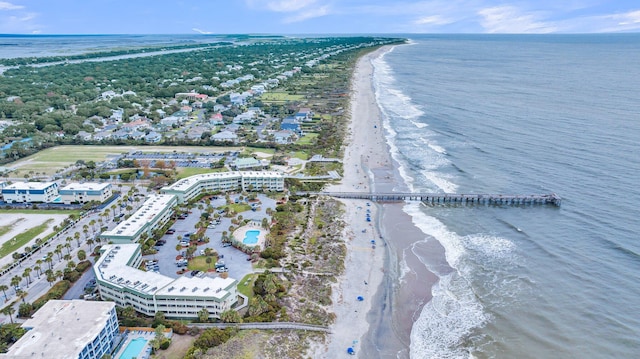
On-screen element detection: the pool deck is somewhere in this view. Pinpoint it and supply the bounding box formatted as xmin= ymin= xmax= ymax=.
xmin=113 ymin=328 xmax=171 ymax=359
xmin=233 ymin=222 xmax=266 ymax=249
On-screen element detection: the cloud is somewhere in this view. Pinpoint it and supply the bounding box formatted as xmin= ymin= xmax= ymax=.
xmin=414 ymin=15 xmax=454 ymax=26
xmin=246 ymin=0 xmax=330 ymax=23
xmin=603 ymin=9 xmax=640 ymax=29
xmin=283 ymin=4 xmax=330 ymax=23
xmin=0 ymin=1 xmax=23 ymax=10
xmin=265 ymin=0 xmax=317 ymax=13
xmin=478 ymin=5 xmax=557 ymax=33
xmin=192 ymin=28 xmax=212 ymax=34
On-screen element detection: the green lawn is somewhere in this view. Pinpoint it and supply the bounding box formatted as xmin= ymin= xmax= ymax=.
xmin=176 ymin=167 xmax=228 ymax=179
xmin=292 ymin=151 xmax=310 ymax=160
xmin=237 ymin=273 xmax=258 ymax=300
xmin=260 ymin=92 xmax=305 ymax=103
xmin=0 ymin=219 xmax=53 ymax=259
xmin=6 ymin=145 xmax=246 ymax=176
xmin=187 ymin=254 xmax=218 ymax=272
xmin=223 ymin=203 xmax=252 ymax=214
xmin=0 ymin=218 xmax=24 ymax=237
xmin=296 ymin=133 xmax=318 ymax=146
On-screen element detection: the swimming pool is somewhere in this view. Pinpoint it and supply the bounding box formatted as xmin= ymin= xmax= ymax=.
xmin=243 ymin=230 xmax=260 ymax=245
xmin=119 ymin=337 xmax=147 ymax=359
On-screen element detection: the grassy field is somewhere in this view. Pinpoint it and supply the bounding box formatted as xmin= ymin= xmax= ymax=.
xmin=296 ymin=133 xmax=318 ymax=146
xmin=0 ymin=219 xmax=53 ymax=259
xmin=291 ymin=151 xmax=310 ymax=160
xmin=260 ymin=92 xmax=305 ymax=103
xmin=187 ymin=255 xmax=218 ymax=272
xmin=175 ymin=167 xmax=222 ymax=179
xmin=237 ymin=273 xmax=259 ymax=300
xmin=6 ymin=145 xmax=246 ymax=176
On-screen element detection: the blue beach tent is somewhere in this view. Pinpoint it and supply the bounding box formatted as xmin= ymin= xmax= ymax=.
xmin=347 ymin=347 xmax=355 ymax=355
xmin=357 ymin=296 xmax=364 ymax=301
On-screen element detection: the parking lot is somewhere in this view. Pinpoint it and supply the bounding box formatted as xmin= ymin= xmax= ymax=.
xmin=143 ymin=194 xmax=276 ymax=283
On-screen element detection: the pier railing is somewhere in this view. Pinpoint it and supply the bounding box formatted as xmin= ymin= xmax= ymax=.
xmin=300 ymin=192 xmax=561 ymax=206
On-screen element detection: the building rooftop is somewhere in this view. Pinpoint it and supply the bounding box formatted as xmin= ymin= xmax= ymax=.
xmin=3 ymin=300 xmax=115 ymax=358
xmin=2 ymin=181 xmax=56 ymax=191
xmin=95 ymin=244 xmax=236 ymax=300
xmin=162 ymin=171 xmax=283 ymax=193
xmin=60 ymin=182 xmax=111 ymax=191
xmin=101 ymin=194 xmax=175 ymax=238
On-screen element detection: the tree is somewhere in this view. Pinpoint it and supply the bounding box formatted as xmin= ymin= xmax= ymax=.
xmin=15 ymin=289 xmax=27 ymax=304
xmin=206 ymin=256 xmax=213 ymax=269
xmin=77 ymin=249 xmax=87 ymax=261
xmin=74 ymin=232 xmax=81 ymax=247
xmin=0 ymin=284 xmax=8 ymax=301
xmin=0 ymin=306 xmax=15 ymax=324
xmin=197 ymin=308 xmax=209 ymax=323
xmin=21 ymin=268 xmax=32 ymax=285
xmin=220 ymin=309 xmax=242 ymax=323
xmin=10 ymin=276 xmax=21 ymax=292
xmin=33 ymin=265 xmax=41 ymax=279
xmin=45 ymin=255 xmax=53 ymax=270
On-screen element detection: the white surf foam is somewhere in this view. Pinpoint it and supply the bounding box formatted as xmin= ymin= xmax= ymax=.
xmin=402 ymin=203 xmax=518 ymax=358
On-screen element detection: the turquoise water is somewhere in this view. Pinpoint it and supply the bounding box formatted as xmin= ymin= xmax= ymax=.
xmin=243 ymin=230 xmax=260 ymax=245
xmin=119 ymin=337 xmax=147 ymax=359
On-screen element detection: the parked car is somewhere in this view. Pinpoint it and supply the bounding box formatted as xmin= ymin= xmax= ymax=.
xmin=216 ymin=267 xmax=228 ymax=273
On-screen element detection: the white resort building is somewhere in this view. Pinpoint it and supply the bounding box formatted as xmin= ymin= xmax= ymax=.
xmin=94 ymin=244 xmax=239 ymax=320
xmin=100 ymin=194 xmax=177 ymax=244
xmin=1 ymin=181 xmax=59 ymax=203
xmin=59 ymin=182 xmax=113 ymax=204
xmin=0 ymin=300 xmax=119 ymax=359
xmin=161 ymin=171 xmax=284 ymax=203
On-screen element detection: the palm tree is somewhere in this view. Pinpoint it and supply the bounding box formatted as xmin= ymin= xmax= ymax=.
xmin=64 ymin=242 xmax=72 ymax=255
xmin=22 ymin=268 xmax=32 ymax=285
xmin=11 ymin=276 xmax=21 ymax=292
xmin=1 ymin=305 xmax=16 ymax=324
xmin=54 ymin=246 xmax=63 ymax=262
xmin=89 ymin=219 xmax=97 ymax=233
xmin=33 ymin=265 xmax=41 ymax=279
xmin=74 ymin=232 xmax=81 ymax=247
xmin=87 ymin=239 xmax=95 ymax=251
xmin=55 ymin=270 xmax=63 ymax=280
xmin=45 ymin=255 xmax=53 ymax=270
xmin=66 ymin=260 xmax=76 ymax=271
xmin=16 ymin=289 xmax=27 ymax=304
xmin=0 ymin=284 xmax=8 ymax=301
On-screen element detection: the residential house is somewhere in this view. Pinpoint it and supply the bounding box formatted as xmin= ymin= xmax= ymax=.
xmin=211 ymin=130 xmax=238 ymax=142
xmin=76 ymin=131 xmax=93 ymax=141
xmin=145 ymin=132 xmax=162 ymax=143
xmin=273 ymin=130 xmax=297 ymax=144
xmin=281 ymin=117 xmax=302 ymax=133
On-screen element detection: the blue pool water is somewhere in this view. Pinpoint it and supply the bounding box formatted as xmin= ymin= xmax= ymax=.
xmin=119 ymin=337 xmax=147 ymax=359
xmin=243 ymin=230 xmax=260 ymax=245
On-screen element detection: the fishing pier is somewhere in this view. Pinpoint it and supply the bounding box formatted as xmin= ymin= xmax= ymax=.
xmin=304 ymin=192 xmax=561 ymax=206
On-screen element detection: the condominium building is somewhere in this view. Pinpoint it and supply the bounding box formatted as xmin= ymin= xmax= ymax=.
xmin=59 ymin=182 xmax=113 ymax=204
xmin=100 ymin=194 xmax=177 ymax=244
xmin=0 ymin=300 xmax=118 ymax=359
xmin=161 ymin=171 xmax=284 ymax=203
xmin=1 ymin=181 xmax=59 ymax=203
xmin=94 ymin=244 xmax=238 ymax=320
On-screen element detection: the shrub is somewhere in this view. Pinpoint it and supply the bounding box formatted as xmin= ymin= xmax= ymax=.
xmin=160 ymin=339 xmax=171 ymax=350
xmin=75 ymin=260 xmax=92 ymax=273
xmin=63 ymin=270 xmax=80 ymax=282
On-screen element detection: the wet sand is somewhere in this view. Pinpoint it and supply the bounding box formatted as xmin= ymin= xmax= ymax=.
xmin=317 ymin=45 xmax=440 ymax=358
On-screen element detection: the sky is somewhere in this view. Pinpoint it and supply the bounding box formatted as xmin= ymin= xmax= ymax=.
xmin=1 ymin=0 xmax=639 ymax=35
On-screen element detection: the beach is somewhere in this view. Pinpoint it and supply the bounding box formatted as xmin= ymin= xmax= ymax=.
xmin=315 ymin=46 xmax=439 ymax=358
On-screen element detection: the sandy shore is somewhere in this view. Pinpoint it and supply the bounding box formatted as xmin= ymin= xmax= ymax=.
xmin=314 ymin=44 xmax=441 ymax=359
xmin=314 ymin=46 xmax=399 ymax=358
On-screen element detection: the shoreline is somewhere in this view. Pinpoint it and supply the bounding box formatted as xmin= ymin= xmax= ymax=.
xmin=318 ymin=45 xmax=439 ymax=358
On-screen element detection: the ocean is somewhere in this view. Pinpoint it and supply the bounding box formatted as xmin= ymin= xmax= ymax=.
xmin=372 ymin=34 xmax=640 ymax=358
